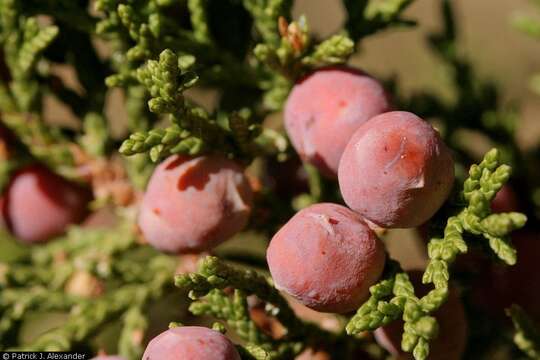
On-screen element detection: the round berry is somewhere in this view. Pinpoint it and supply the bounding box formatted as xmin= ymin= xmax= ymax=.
xmin=267 ymin=203 xmax=386 ymax=313
xmin=374 ymin=271 xmax=467 ymax=360
xmin=338 ymin=111 xmax=454 ymax=228
xmin=142 ymin=326 xmax=240 ymax=360
xmin=284 ymin=66 xmax=391 ymax=177
xmin=4 ymin=165 xmax=91 ymax=243
xmin=138 ymin=155 xmax=253 ymax=253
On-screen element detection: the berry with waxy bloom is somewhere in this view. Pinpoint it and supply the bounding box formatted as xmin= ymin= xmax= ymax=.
xmin=4 ymin=165 xmax=91 ymax=243
xmin=267 ymin=203 xmax=386 ymax=313
xmin=338 ymin=111 xmax=454 ymax=228
xmin=142 ymin=326 xmax=241 ymax=360
xmin=138 ymin=155 xmax=253 ymax=253
xmin=284 ymin=66 xmax=391 ymax=177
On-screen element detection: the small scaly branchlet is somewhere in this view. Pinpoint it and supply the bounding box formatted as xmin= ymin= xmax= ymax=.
xmin=175 ymin=256 xmax=344 ymax=359
xmin=120 ymin=49 xmax=285 ymax=162
xmin=343 ymin=0 xmax=416 ymax=41
xmin=507 ymin=305 xmax=540 ymax=359
xmin=0 ymin=220 xmax=177 ymax=358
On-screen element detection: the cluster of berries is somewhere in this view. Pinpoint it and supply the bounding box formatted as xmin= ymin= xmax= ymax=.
xmin=135 ymin=67 xmax=461 ymax=359
xmin=268 ymin=66 xmax=454 ymax=313
xmin=0 ymin=67 xmax=469 ymax=359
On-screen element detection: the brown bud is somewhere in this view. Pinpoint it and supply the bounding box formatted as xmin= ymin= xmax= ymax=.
xmin=278 ymin=17 xmax=289 ymax=37
xmin=65 ymin=270 xmax=104 ymax=298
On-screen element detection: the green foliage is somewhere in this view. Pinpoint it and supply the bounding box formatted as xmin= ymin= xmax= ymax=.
xmin=118 ymin=49 xmax=226 ymax=161
xmin=175 ymin=256 xmax=340 ymax=358
xmin=189 ymin=289 xmax=270 ymax=344
xmin=0 ymin=0 xmax=59 ymax=112
xmin=243 ymin=0 xmax=293 ymax=46
xmin=343 ymin=0 xmax=416 ymax=41
xmin=507 ymin=305 xmax=540 ymax=359
xmin=0 ymin=0 xmax=80 ymax=176
xmin=117 ymin=47 xmax=292 ymax=162
xmin=1 ymin=113 xmax=75 ymax=177
xmin=0 ymin=219 xmax=177 ymax=355
xmin=512 ymin=14 xmax=540 ymax=39
xmin=118 ymin=305 xmax=148 ymax=359
xmin=301 ymin=35 xmax=355 ymax=68
xmin=80 ymin=113 xmax=109 ymax=158
xmin=176 ymin=256 xmax=305 ymax=331
xmin=512 ymin=0 xmax=540 ymax=103
xmin=0 ymin=159 xmax=15 ymax=192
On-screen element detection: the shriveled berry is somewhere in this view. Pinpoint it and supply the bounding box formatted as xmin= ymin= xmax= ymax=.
xmin=338 ymin=111 xmax=454 ymax=228
xmin=267 ymin=203 xmax=386 ymax=313
xmin=284 ymin=66 xmax=391 ymax=177
xmin=142 ymin=326 xmax=240 ymax=360
xmin=138 ymin=155 xmax=253 ymax=253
